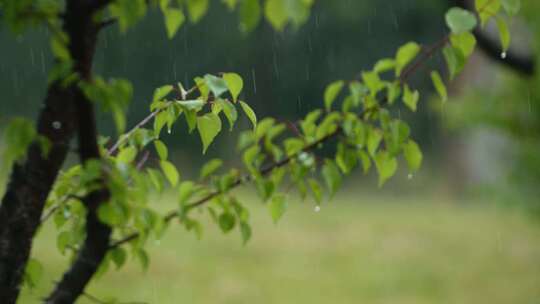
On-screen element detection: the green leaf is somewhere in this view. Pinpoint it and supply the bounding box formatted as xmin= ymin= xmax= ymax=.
xmin=403 ymin=85 xmax=420 ymax=112
xmin=450 ymin=32 xmax=477 ymax=57
xmin=240 ymin=222 xmax=252 ymax=245
xmin=109 ymin=0 xmax=147 ymax=32
xmin=239 ymin=0 xmax=261 ymax=33
xmin=374 ymin=152 xmax=398 ymax=187
xmin=200 ymin=158 xmax=223 ymax=180
xmin=324 ymin=80 xmax=344 ymax=111
xmin=154 ymin=140 xmax=168 ymax=160
xmin=163 ymin=8 xmax=185 ymax=39
xmin=430 ymin=71 xmax=448 ymax=103
xmin=362 ymin=71 xmax=384 ymax=96
xmin=176 ymin=99 xmax=205 ymax=111
xmin=57 ymin=230 xmax=75 ymax=254
xmin=178 ymin=181 xmax=195 ymax=206
xmin=135 ymin=249 xmax=150 ymax=271
xmin=211 ymin=101 xmax=223 ymax=115
xmin=97 ymin=202 xmax=126 ymax=226
xmin=218 ymin=99 xmax=238 ymax=131
xmin=159 ymin=0 xmax=169 ymax=10
xmin=349 ymin=81 xmax=368 ymax=105
xmin=24 ymin=258 xmax=43 ymax=289
xmin=385 ymin=120 xmax=410 ymax=156
xmin=50 ymin=36 xmax=70 ymax=61
xmin=153 ymin=85 xmax=173 ymax=102
xmin=367 ymin=128 xmax=383 ymax=156
xmin=186 ymin=0 xmax=209 ymax=23
xmin=222 ymin=0 xmax=238 ymax=10
xmin=147 ymin=168 xmax=165 ymax=192
xmin=243 ymin=145 xmax=260 ymax=172
xmin=386 ymin=82 xmax=401 ymax=105
xmin=223 ymin=73 xmax=243 ymax=102
xmin=239 ymin=101 xmax=257 ymax=129
xmin=117 ymin=146 xmax=137 ymax=164
xmin=443 ymin=46 xmax=466 ymax=79
xmin=110 ymin=247 xmax=127 ymax=269
xmin=475 ymin=0 xmax=501 ymax=26
xmin=2 ymin=117 xmax=36 ymax=169
xmin=265 ymin=0 xmax=288 ymax=31
xmin=160 ymin=160 xmax=180 ymax=186
xmin=496 ymin=17 xmax=511 ymax=54
xmin=154 ymin=111 xmax=168 ymax=136
xmin=286 ymin=0 xmax=313 ymax=28
xmin=194 ymin=77 xmax=210 ymax=100
xmin=404 ymin=140 xmax=423 ymax=172
xmin=283 ymin=138 xmax=304 ymax=157
xmin=268 ymin=193 xmax=287 ymax=223
xmin=395 ymin=42 xmax=421 ymax=76
xmin=445 ymin=7 xmax=478 ymax=34
xmin=184 ymin=110 xmax=197 ymax=133
xmin=358 ymin=150 xmax=371 ymax=174
xmin=500 ymin=0 xmax=520 ymax=15
xmin=204 ymin=74 xmax=228 ymax=98
xmin=256 ymin=177 xmax=276 ymax=201
xmin=197 ymin=113 xmax=222 ymax=153
xmin=218 ymin=212 xmax=236 ymax=233
xmin=321 ymin=160 xmax=342 ymax=196
xmin=373 ymin=58 xmax=396 ymax=73
xmin=308 ymin=178 xmax=322 ymax=204
xmin=255 ymin=117 xmax=275 ymax=140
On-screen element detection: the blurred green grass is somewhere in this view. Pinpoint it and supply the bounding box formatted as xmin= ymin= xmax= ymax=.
xmin=20 ymin=193 xmax=540 ymax=304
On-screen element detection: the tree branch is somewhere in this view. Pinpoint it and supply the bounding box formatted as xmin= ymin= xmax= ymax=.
xmin=109 ymin=35 xmax=454 ymax=249
xmin=109 ymin=126 xmax=340 ymax=248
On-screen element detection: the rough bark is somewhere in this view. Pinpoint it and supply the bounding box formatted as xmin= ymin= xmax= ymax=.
xmin=0 ymin=85 xmax=78 ymax=303
xmin=45 ymin=1 xmax=113 ymax=302
xmin=0 ymin=0 xmax=108 ymax=302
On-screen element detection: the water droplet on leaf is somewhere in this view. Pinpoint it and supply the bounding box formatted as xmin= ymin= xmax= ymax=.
xmin=501 ymin=52 xmax=507 ymax=59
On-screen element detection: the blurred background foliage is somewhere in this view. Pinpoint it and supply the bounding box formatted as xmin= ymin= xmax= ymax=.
xmin=444 ymin=0 xmax=540 ymax=214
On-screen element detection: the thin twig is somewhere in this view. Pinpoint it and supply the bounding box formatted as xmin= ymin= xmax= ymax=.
xmin=107 ymin=110 xmax=160 ymax=156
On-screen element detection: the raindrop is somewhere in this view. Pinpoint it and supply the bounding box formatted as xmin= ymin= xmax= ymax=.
xmin=167 ymin=129 xmax=172 ymax=134
xmin=40 ymin=51 xmax=46 ymax=74
xmin=30 ymin=48 xmax=35 ymax=67
xmin=52 ymin=121 xmax=62 ymax=130
xmin=500 ymin=52 xmax=507 ymax=59
xmin=314 ymin=206 xmax=321 ymax=212
xmin=251 ymin=69 xmax=257 ymax=93
xmin=527 ymin=89 xmax=532 ymax=113
xmin=273 ymin=53 xmax=280 ymax=79
xmin=407 ymin=173 xmax=413 ymax=180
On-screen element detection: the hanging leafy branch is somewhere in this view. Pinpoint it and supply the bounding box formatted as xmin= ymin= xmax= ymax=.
xmin=0 ymin=0 xmax=525 ymax=303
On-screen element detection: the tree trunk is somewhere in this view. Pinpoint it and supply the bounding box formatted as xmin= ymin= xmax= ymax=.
xmin=0 ymin=1 xmax=107 ymax=302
